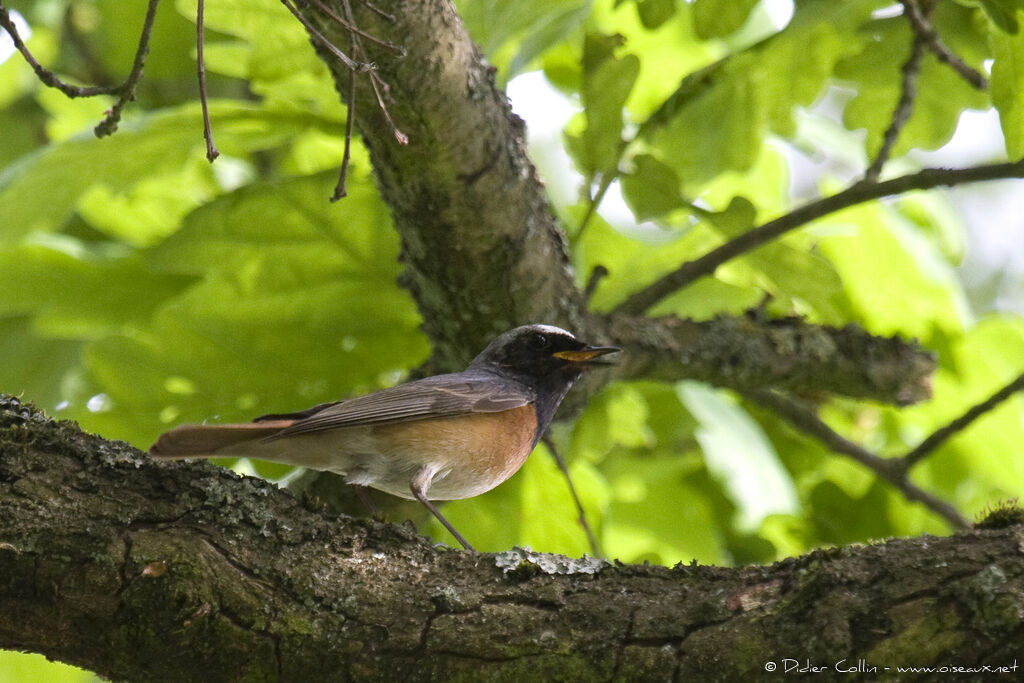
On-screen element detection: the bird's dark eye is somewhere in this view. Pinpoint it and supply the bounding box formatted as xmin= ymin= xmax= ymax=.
xmin=527 ymin=332 xmax=549 ymax=350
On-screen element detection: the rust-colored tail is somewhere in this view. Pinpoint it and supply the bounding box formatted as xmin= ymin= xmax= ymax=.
xmin=149 ymin=420 xmax=294 ymax=458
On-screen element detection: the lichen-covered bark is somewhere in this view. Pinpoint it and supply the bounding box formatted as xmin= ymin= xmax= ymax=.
xmin=3 ymin=396 xmax=1023 ymax=681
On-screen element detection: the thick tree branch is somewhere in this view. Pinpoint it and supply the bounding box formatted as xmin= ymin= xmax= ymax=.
xmin=3 ymin=396 xmax=1023 ymax=681
xmin=602 ymin=314 xmax=936 ymax=405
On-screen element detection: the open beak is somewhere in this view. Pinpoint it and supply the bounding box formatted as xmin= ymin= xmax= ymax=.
xmin=553 ymin=345 xmax=620 ymax=365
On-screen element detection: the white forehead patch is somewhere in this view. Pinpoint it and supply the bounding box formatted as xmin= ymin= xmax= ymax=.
xmin=528 ymin=324 xmax=575 ymax=338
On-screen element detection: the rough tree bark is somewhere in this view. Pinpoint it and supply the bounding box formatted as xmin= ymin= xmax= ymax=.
xmin=3 ymin=395 xmax=1023 ymax=682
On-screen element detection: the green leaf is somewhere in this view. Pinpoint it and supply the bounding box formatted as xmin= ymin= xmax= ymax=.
xmin=65 ymin=173 xmax=425 ymax=447
xmin=980 ymin=0 xmax=1024 ymax=33
xmin=0 ymin=651 xmax=98 ymax=683
xmin=457 ymin=0 xmax=590 ymax=78
xmin=620 ymin=153 xmax=684 ymax=220
xmin=692 ymin=0 xmax=759 ymax=40
xmin=753 ymin=0 xmax=876 ymax=137
xmin=896 ymin=315 xmax=1024 ymax=511
xmin=645 ymin=52 xmax=760 ymax=188
xmin=0 ymin=317 xmax=82 ymax=411
xmin=94 ymin=0 xmax=197 ymax=80
xmin=636 ymin=0 xmax=677 ymax=31
xmin=815 ymin=201 xmax=967 ymax=339
xmin=601 ymin=448 xmax=726 ymax=565
xmin=0 ymin=237 xmax=190 ymax=337
xmin=991 ymin=15 xmax=1024 ymax=157
xmin=0 ymin=102 xmax=338 ymax=243
xmin=567 ymin=33 xmax=640 ymax=178
xmin=705 ymin=195 xmax=756 ymax=237
xmin=678 ymin=381 xmax=799 ymax=531
xmin=836 ymin=16 xmax=990 ymax=158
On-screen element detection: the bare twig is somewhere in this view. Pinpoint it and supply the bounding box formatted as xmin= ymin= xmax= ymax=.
xmin=0 ymin=0 xmax=160 ymax=137
xmin=309 ymin=0 xmax=405 ymax=53
xmin=613 ymin=159 xmax=1024 ymax=315
xmin=331 ymin=0 xmax=361 ymax=201
xmin=356 ymin=0 xmax=397 ymax=24
xmin=575 ymin=172 xmax=615 ymax=242
xmin=196 ymin=0 xmax=219 ymax=162
xmin=583 ymin=265 xmax=609 ymax=304
xmin=745 ymin=389 xmax=969 ymax=529
xmin=0 ymin=1 xmax=118 ymax=97
xmin=864 ymin=2 xmax=931 ymax=183
xmin=93 ymin=0 xmax=161 ymax=137
xmin=333 ymin=62 xmax=358 ymax=201
xmin=280 ymin=0 xmax=374 ymax=73
xmin=901 ymin=0 xmax=988 ymax=90
xmin=367 ymin=70 xmax=408 ymax=144
xmin=542 ymin=436 xmax=602 ymax=557
xmin=902 ymin=372 xmax=1024 ymax=469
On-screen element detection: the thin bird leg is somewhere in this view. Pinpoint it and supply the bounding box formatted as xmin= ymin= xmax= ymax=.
xmin=410 ymin=469 xmax=475 ymax=551
xmin=350 ymin=484 xmax=381 ymax=517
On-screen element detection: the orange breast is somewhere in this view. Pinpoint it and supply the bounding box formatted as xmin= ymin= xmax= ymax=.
xmin=373 ymin=404 xmax=538 ymax=500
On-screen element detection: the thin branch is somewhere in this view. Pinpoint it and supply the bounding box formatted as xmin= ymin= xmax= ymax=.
xmin=280 ymin=0 xmax=375 ymax=73
xmin=331 ymin=0 xmax=360 ymax=201
xmin=308 ymin=0 xmax=405 ymax=54
xmin=93 ymin=0 xmax=161 ymax=137
xmin=745 ymin=389 xmax=969 ymax=529
xmin=575 ymin=172 xmax=615 ymax=242
xmin=613 ymin=159 xmax=1024 ymax=315
xmin=901 ymin=0 xmax=988 ymax=90
xmin=583 ymin=265 xmax=609 ymax=304
xmin=367 ymin=70 xmax=408 ymax=144
xmin=196 ymin=0 xmax=219 ymax=162
xmin=864 ymin=2 xmax=931 ymax=183
xmin=542 ymin=436 xmax=602 ymax=557
xmin=902 ymin=372 xmax=1024 ymax=469
xmin=0 ymin=0 xmax=160 ymax=137
xmin=355 ymin=0 xmax=397 ymax=24
xmin=0 ymin=1 xmax=119 ymax=96
xmin=333 ymin=59 xmax=358 ymax=201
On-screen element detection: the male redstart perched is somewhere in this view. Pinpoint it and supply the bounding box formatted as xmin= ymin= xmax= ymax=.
xmin=150 ymin=324 xmax=619 ymax=550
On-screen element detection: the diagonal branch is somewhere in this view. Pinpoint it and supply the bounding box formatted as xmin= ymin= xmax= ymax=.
xmin=901 ymin=0 xmax=988 ymax=90
xmin=744 ymin=389 xmax=969 ymax=529
xmin=902 ymin=372 xmax=1024 ymax=469
xmin=613 ymin=159 xmax=1024 ymax=315
xmin=542 ymin=436 xmax=602 ymax=557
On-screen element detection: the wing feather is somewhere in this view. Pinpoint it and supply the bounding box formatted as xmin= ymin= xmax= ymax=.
xmin=265 ymin=372 xmax=532 ymax=440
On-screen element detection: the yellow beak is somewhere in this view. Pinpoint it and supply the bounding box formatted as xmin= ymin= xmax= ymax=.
xmin=552 ymin=346 xmax=620 ymax=363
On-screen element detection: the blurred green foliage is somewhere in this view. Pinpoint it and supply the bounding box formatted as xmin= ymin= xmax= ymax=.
xmin=2 ymin=5 xmax=1024 ymax=674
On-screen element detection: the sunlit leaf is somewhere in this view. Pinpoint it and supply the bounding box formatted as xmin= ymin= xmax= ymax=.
xmin=678 ymin=381 xmax=800 ymax=531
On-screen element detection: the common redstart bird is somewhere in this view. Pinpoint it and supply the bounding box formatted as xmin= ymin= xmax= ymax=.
xmin=149 ymin=324 xmax=619 ymax=550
